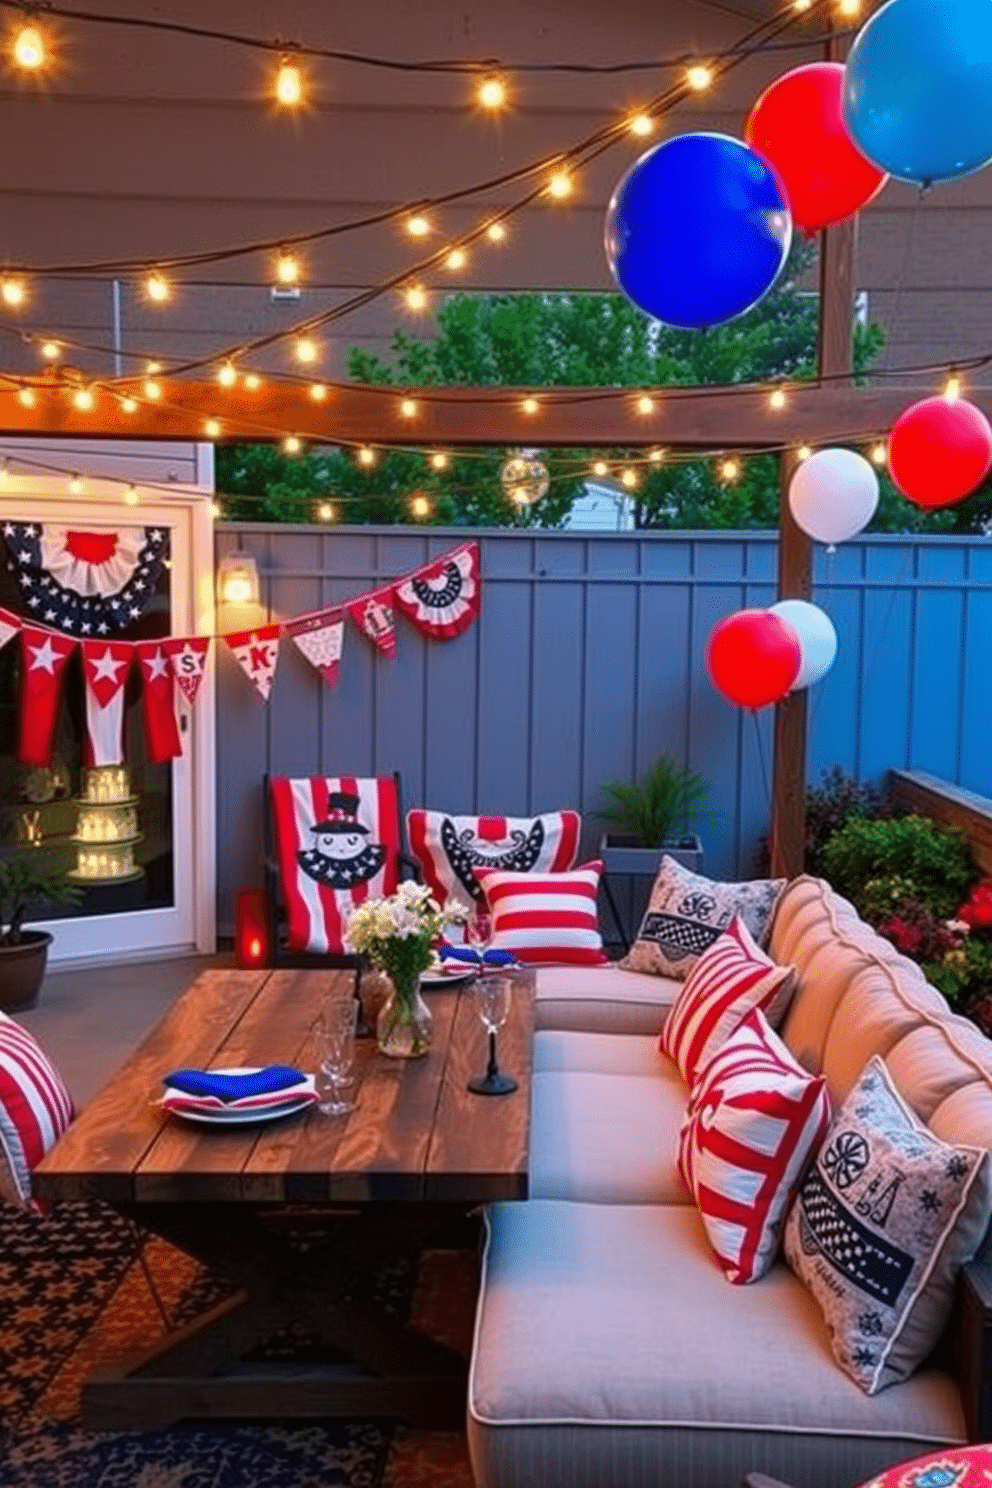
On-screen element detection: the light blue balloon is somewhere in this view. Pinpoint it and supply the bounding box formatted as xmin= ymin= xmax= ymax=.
xmin=844 ymin=0 xmax=992 ymax=185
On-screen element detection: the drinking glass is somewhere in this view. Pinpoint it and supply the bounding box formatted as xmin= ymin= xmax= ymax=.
xmin=313 ymin=998 xmax=357 ymax=1116
xmin=467 ymin=974 xmax=518 ymax=1095
xmin=466 ymin=906 xmax=493 ymax=958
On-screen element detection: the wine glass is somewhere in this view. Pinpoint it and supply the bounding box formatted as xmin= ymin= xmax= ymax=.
xmin=467 ymin=975 xmax=517 ymax=1096
xmin=313 ymin=999 xmax=357 ymax=1116
xmin=466 ymin=904 xmax=493 ymax=966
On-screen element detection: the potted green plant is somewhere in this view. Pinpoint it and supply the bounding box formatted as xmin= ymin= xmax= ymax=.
xmin=0 ymin=857 xmax=81 ymax=1012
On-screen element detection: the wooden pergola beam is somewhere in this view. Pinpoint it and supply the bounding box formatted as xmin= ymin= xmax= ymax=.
xmin=0 ymin=378 xmax=971 ymax=448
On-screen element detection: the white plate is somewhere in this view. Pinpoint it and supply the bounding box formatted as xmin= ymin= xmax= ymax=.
xmin=420 ymin=967 xmax=478 ymax=989
xmin=162 ymin=1097 xmax=315 ymax=1126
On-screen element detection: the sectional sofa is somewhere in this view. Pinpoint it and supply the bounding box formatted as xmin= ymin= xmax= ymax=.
xmin=467 ymin=875 xmax=992 ymax=1488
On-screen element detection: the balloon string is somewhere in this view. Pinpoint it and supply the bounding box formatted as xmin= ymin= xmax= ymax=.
xmin=750 ymin=707 xmax=774 ymax=864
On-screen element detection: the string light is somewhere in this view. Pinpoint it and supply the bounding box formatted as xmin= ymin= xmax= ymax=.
xmin=16 ymin=386 xmax=36 ymax=408
xmin=275 ymin=249 xmax=300 ymax=285
xmin=12 ymin=24 xmax=45 ymax=70
xmin=145 ymin=359 xmax=161 ymax=375
xmin=404 ymin=285 xmax=427 ymax=311
xmin=621 ymin=468 xmax=638 ymax=489
xmin=68 ymin=474 xmax=83 ymax=496
xmin=204 ymin=417 xmax=221 ymax=439
xmin=547 ymin=170 xmax=573 ymax=199
xmin=123 ymin=484 xmax=139 ymax=507
xmin=431 ymin=452 xmax=449 ymax=470
xmin=275 ymin=56 xmax=303 ymax=107
xmin=144 ymin=272 xmax=170 ymax=304
xmin=486 ymin=222 xmax=507 ymax=243
xmin=119 ymin=395 xmax=138 ymax=414
xmin=945 ymin=371 xmax=962 ymax=404
xmin=477 ymin=76 xmax=507 ymax=110
xmin=793 ymin=0 xmax=812 ymax=9
xmin=836 ymin=0 xmax=859 ymax=14
xmin=406 ymin=215 xmax=430 ymax=238
xmin=797 ymin=444 xmax=812 ymax=462
xmin=0 ymin=278 xmax=25 ymax=308
xmin=309 ymin=382 xmax=327 ymax=400
xmin=628 ymin=113 xmax=654 ymax=137
xmin=870 ymin=442 xmax=887 ymax=466
xmin=686 ymin=64 xmax=713 ymax=91
xmin=210 ymin=499 xmax=222 ymax=519
xmin=720 ymin=457 xmax=740 ymax=482
xmin=295 ymin=336 xmax=319 ymax=363
xmin=636 ymin=395 xmax=655 ymax=416
xmin=400 ymin=397 xmax=418 ymax=419
xmin=592 ymin=460 xmax=608 ymax=477
xmin=357 ymin=446 xmax=376 ymax=467
xmin=521 ymin=396 xmax=540 ymax=415
xmin=39 ymin=339 xmax=60 ymax=361
xmin=769 ymin=387 xmax=787 ymax=410
xmin=72 ymin=386 xmax=95 ymax=412
xmin=446 ymin=248 xmax=467 ymax=271
xmin=410 ymin=494 xmax=431 ymax=518
xmin=648 ymin=448 xmax=665 ymax=463
xmin=244 ymin=372 xmax=262 ymax=390
xmin=216 ymin=361 xmax=238 ymax=388
xmin=282 ymin=435 xmax=302 ymax=454
xmin=142 ymin=377 xmax=162 ymax=400
xmin=317 ymin=501 xmax=335 ymax=521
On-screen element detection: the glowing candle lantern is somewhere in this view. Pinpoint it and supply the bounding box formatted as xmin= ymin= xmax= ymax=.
xmin=236 ymin=889 xmax=271 ymax=969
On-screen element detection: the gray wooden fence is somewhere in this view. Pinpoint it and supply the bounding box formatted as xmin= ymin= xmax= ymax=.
xmin=214 ymin=524 xmax=992 ymax=935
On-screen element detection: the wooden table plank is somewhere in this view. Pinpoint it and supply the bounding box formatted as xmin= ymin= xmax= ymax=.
xmin=34 ymin=968 xmax=270 ymax=1205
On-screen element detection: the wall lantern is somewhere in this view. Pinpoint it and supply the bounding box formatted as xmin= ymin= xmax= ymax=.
xmin=235 ymin=887 xmax=271 ymax=969
xmin=217 ymin=552 xmax=260 ymax=606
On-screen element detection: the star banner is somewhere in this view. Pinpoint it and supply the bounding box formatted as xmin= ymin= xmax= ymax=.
xmin=225 ymin=624 xmax=281 ymax=701
xmin=19 ymin=627 xmax=77 ymax=767
xmin=286 ymin=606 xmax=345 ymax=686
xmin=164 ymin=635 xmax=211 ymax=707
xmin=392 ymin=540 xmax=482 ymax=640
xmin=1 ymin=522 xmax=170 ymax=636
xmin=135 ymin=641 xmax=182 ymax=763
xmin=346 ymin=586 xmax=397 ymax=658
xmin=81 ymin=640 xmax=134 ymax=767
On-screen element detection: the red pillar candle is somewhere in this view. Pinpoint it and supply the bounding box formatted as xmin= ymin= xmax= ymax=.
xmin=235 ymin=888 xmax=271 ymax=969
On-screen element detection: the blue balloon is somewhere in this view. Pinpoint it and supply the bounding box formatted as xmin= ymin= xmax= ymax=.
xmin=844 ymin=0 xmax=992 ymax=185
xmin=604 ymin=133 xmax=791 ymax=330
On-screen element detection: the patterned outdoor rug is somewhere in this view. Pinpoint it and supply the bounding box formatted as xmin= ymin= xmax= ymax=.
xmin=0 ymin=1200 xmax=476 ymax=1488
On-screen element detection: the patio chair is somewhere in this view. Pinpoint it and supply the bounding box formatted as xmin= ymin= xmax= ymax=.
xmin=264 ymin=771 xmax=418 ymax=972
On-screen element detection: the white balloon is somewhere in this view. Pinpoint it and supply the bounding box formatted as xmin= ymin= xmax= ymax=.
xmin=788 ymin=448 xmax=879 ymax=545
xmin=769 ymin=599 xmax=838 ymax=688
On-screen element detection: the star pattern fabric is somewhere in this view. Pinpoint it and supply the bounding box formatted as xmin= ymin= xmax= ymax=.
xmin=81 ymin=640 xmax=134 ymax=766
xmin=224 ymin=624 xmax=281 ymax=701
xmin=19 ymin=625 xmax=77 ymax=766
xmin=2 ymin=522 xmax=170 ymax=636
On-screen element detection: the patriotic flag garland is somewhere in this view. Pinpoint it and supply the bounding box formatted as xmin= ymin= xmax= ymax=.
xmin=225 ymin=624 xmax=281 ymax=701
xmin=286 ymin=606 xmax=345 ymax=686
xmin=164 ymin=636 xmax=210 ymax=707
xmin=392 ymin=540 xmax=481 ymax=640
xmin=19 ymin=626 xmax=77 ymax=766
xmin=135 ymin=641 xmax=183 ymax=763
xmin=81 ymin=640 xmax=134 ymax=767
xmin=346 ymin=586 xmax=397 ymax=658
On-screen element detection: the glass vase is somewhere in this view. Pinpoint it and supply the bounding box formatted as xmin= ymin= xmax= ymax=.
xmin=376 ymin=966 xmax=433 ymax=1058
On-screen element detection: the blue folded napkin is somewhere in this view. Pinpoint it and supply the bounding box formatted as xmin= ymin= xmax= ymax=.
xmin=438 ymin=944 xmax=518 ymax=969
xmin=163 ymin=1065 xmax=308 ymax=1103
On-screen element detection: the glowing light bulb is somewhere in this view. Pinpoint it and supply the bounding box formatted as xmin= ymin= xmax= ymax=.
xmin=769 ymin=387 xmax=787 ymax=410
xmin=400 ymin=398 xmax=418 ymax=419
xmin=446 ymin=248 xmax=467 ymax=271
xmin=629 ymin=113 xmax=653 ymax=137
xmin=142 ymin=377 xmax=162 ymax=400
xmin=477 ymin=76 xmax=506 ymax=110
xmin=720 ymin=458 xmax=740 ymax=482
xmin=636 ymin=395 xmax=655 ymax=416
xmin=621 ymin=468 xmax=638 ymax=489
xmin=687 ymin=64 xmax=713 ymax=91
xmin=244 ymin=371 xmax=262 ymax=390
xmin=406 ymin=215 xmax=430 ymax=238
xmin=1 ymin=278 xmax=25 ymax=308
xmin=120 ymin=396 xmax=138 ymax=414
xmin=411 ymin=494 xmax=431 ymax=518
xmin=648 ymin=448 xmax=665 ymax=464
xmin=73 ymin=386 xmax=95 ymax=412
xmin=69 ymin=474 xmax=83 ymax=496
xmin=793 ymin=0 xmax=812 ymax=9
xmin=431 ymin=452 xmax=448 ymax=470
xmin=217 ymin=362 xmax=237 ymax=388
xmin=295 ymin=336 xmax=319 ymax=364
xmin=145 ymin=359 xmax=161 ymax=375
xmin=275 ymin=56 xmax=303 ymax=107
xmin=945 ymin=372 xmax=962 ymax=404
xmin=486 ymin=222 xmax=507 ymax=243
xmin=405 ymin=285 xmax=427 ymax=311
xmin=837 ymin=0 xmax=859 ymax=14
xmin=357 ymin=446 xmax=376 ymax=467
xmin=123 ymin=484 xmax=139 ymax=507
xmin=797 ymin=444 xmax=812 ymax=462
xmin=40 ymin=339 xmax=60 ymax=361
xmin=547 ymin=170 xmax=573 ymax=199
xmin=317 ymin=501 xmax=334 ymax=521
xmin=592 ymin=461 xmax=608 ymax=477
xmin=309 ymin=382 xmax=327 ymax=401
xmin=204 ymin=417 xmax=221 ymax=439
xmin=12 ymin=25 xmax=45 ymax=69
xmin=870 ymin=442 xmax=887 ymax=466
xmin=521 ymin=396 xmax=539 ymax=415
xmin=16 ymin=385 xmax=36 ymax=408
xmin=283 ymin=435 xmax=302 ymax=454
xmin=145 ymin=272 xmax=170 ymax=303
xmin=276 ymin=249 xmax=299 ymax=285
xmin=210 ymin=499 xmax=222 ymax=519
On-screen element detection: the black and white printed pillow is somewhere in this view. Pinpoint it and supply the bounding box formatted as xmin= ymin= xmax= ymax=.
xmin=618 ymin=855 xmax=785 ymax=980
xmin=784 ymin=1056 xmax=992 ymax=1394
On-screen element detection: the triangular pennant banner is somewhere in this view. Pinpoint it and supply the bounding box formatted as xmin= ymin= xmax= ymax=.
xmin=164 ymin=635 xmax=210 ymax=707
xmin=346 ymin=587 xmax=396 ymax=658
xmin=19 ymin=626 xmax=77 ymax=766
xmin=225 ymin=624 xmax=281 ymax=701
xmin=134 ymin=640 xmax=182 ymax=763
xmin=81 ymin=640 xmax=134 ymax=766
xmin=392 ymin=540 xmax=482 ymax=640
xmin=286 ymin=606 xmax=345 ymax=686
xmin=0 ymin=606 xmax=21 ymax=652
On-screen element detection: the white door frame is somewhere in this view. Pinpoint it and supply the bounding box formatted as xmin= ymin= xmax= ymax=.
xmin=1 ymin=474 xmax=217 ymax=965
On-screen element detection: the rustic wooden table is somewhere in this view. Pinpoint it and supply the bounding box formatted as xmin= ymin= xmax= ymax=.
xmin=34 ymin=964 xmax=534 ymax=1430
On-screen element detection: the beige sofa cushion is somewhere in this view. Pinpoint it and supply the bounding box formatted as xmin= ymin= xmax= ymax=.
xmin=469 ymin=1200 xmax=965 ymax=1488
xmin=534 ymin=963 xmax=678 ymax=1036
xmin=818 ymin=957 xmax=947 ymax=1105
xmin=533 ymin=1029 xmax=662 ymax=1078
xmin=530 ymin=1067 xmax=691 ymax=1205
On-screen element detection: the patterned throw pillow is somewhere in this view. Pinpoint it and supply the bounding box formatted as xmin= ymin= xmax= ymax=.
xmin=620 ymin=856 xmax=785 ymax=980
xmin=0 ymin=1012 xmax=74 ymax=1205
xmin=784 ymin=1055 xmax=992 ymax=1394
xmin=661 ymin=915 xmax=797 ymax=1086
xmin=407 ymin=808 xmax=581 ymax=912
xmin=678 ymin=1009 xmax=832 ymax=1285
xmin=474 ymin=860 xmax=608 ymax=966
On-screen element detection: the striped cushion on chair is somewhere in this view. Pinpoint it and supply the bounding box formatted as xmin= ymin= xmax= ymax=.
xmin=678 ymin=1008 xmax=831 ymax=1284
xmin=474 ymin=860 xmax=608 ymax=966
xmin=661 ymin=915 xmax=797 ymax=1087
xmin=0 ymin=1011 xmax=73 ymax=1205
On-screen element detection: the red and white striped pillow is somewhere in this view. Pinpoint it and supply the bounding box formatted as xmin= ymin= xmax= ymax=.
xmin=0 ymin=1012 xmax=73 ymax=1205
xmin=407 ymin=808 xmax=581 ymax=913
xmin=678 ymin=1008 xmax=831 ymax=1284
xmin=660 ymin=914 xmax=797 ymax=1087
xmin=474 ymin=860 xmax=608 ymax=966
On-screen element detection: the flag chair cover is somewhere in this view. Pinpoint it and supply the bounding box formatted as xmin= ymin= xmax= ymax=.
xmin=268 ymin=775 xmax=404 ymax=957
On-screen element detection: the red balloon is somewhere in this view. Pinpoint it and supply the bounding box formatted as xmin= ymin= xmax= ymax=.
xmin=745 ymin=63 xmax=887 ymax=235
xmin=889 ymin=397 xmax=992 ymax=508
xmin=707 ymin=609 xmax=801 ymax=710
